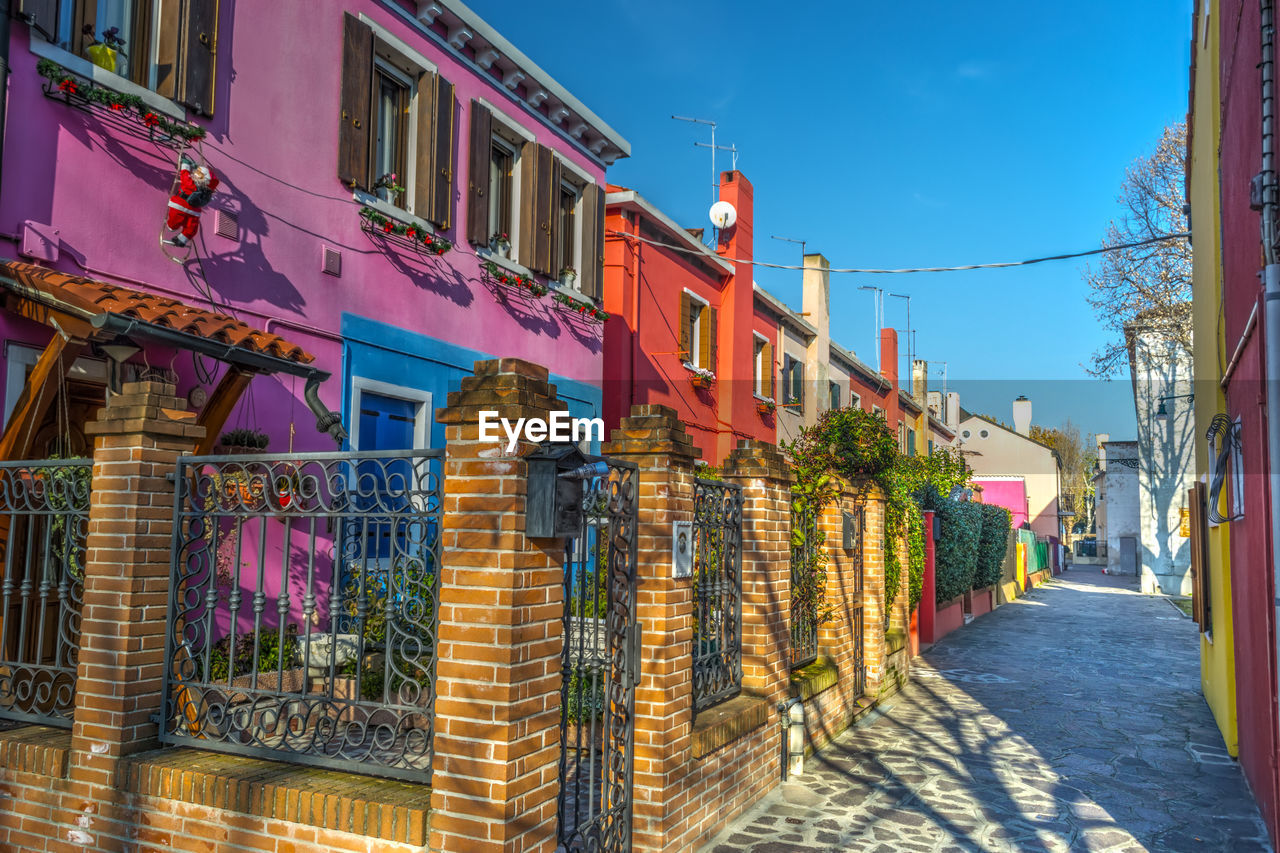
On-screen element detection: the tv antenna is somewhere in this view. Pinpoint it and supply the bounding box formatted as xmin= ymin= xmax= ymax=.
xmin=771 ymin=235 xmax=807 ymax=258
xmin=672 ymin=116 xmax=738 ymax=206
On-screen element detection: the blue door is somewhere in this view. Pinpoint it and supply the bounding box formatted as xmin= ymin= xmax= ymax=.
xmin=356 ymin=393 xmax=418 ymax=560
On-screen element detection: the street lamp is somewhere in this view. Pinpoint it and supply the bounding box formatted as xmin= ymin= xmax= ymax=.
xmin=1153 ymin=392 xmax=1194 ymax=420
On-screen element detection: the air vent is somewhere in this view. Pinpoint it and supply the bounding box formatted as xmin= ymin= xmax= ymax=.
xmin=214 ymin=209 xmax=238 ymax=240
xmin=322 ymin=246 xmax=342 ymax=277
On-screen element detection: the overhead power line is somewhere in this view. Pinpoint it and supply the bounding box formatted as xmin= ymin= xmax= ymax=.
xmin=604 ymin=230 xmax=1190 ymax=275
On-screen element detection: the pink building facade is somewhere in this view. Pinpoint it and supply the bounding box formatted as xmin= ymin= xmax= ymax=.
xmin=2 ymin=0 xmax=626 ymax=456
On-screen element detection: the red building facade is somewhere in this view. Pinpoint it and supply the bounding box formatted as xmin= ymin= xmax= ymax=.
xmin=602 ymin=172 xmax=776 ymax=463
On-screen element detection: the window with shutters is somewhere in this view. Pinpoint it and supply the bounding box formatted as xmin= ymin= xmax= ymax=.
xmin=851 ymin=392 xmax=861 ymax=410
xmin=782 ymin=355 xmax=803 ymax=406
xmin=26 ymin=0 xmax=218 ymax=112
xmin=338 ymin=13 xmax=454 ymax=228
xmin=373 ymin=63 xmax=411 ymax=204
xmin=679 ymin=291 xmax=717 ymax=373
xmin=829 ymin=381 xmax=841 ymax=410
xmin=557 ymin=180 xmax=581 ymax=276
xmin=753 ymin=335 xmax=773 ymax=399
xmin=488 ymin=137 xmax=516 ymax=244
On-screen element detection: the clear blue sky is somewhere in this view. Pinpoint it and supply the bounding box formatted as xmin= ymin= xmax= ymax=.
xmin=466 ymin=0 xmax=1193 ymax=441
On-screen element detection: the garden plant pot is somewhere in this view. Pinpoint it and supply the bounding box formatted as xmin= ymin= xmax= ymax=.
xmin=86 ymin=45 xmax=119 ymax=73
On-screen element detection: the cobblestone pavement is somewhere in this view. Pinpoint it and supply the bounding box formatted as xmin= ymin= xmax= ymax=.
xmin=704 ymin=569 xmax=1271 ymax=853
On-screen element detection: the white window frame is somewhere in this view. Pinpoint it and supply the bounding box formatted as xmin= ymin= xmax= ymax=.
xmin=850 ymin=392 xmax=862 ymax=410
xmin=483 ymin=104 xmax=534 ymax=264
xmin=752 ymin=333 xmax=768 ymax=397
xmin=348 ymin=376 xmax=432 ymax=452
xmin=682 ymin=289 xmax=710 ymax=370
xmin=372 ymin=57 xmax=416 ymax=212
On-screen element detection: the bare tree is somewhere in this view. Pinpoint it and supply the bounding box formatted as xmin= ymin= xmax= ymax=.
xmin=1084 ymin=122 xmax=1192 ymax=377
xmin=1030 ymin=420 xmax=1097 ymax=528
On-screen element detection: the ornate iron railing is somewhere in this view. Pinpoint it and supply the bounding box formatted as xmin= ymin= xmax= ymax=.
xmin=789 ymin=500 xmax=821 ymax=669
xmin=0 ymin=459 xmax=90 ymax=728
xmin=558 ymin=458 xmax=639 ymax=853
xmin=162 ymin=449 xmax=443 ymax=782
xmin=691 ymin=478 xmax=744 ymax=712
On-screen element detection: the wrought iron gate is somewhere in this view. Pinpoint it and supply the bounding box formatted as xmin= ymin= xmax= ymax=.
xmin=849 ymin=506 xmax=866 ymax=698
xmin=162 ymin=449 xmax=443 ymax=782
xmin=691 ymin=478 xmax=743 ymax=712
xmin=0 ymin=459 xmax=90 ymax=727
xmin=789 ymin=500 xmax=820 ymax=669
xmin=558 ymin=458 xmax=638 ymax=853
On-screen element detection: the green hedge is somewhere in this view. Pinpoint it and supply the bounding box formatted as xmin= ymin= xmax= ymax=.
xmin=973 ymin=504 xmax=1012 ymax=590
xmin=931 ymin=499 xmax=983 ymax=605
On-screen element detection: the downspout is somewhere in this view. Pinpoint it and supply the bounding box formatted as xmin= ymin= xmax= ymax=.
xmin=1260 ymin=0 xmax=1280 ymax=743
xmin=0 ymin=0 xmax=11 ymax=195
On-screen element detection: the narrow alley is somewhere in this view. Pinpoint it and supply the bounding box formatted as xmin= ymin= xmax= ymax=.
xmin=705 ymin=571 xmax=1269 ymax=853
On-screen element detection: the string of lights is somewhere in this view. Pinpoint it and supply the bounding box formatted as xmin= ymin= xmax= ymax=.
xmin=604 ymin=229 xmax=1190 ymax=275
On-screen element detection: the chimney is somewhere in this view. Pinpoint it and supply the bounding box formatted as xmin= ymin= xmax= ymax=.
xmin=1012 ymin=395 xmax=1031 ymax=436
xmin=803 ymin=253 xmax=831 ymax=421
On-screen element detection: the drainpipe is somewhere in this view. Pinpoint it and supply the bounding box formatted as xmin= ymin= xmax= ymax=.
xmin=1260 ymin=0 xmax=1280 ymax=741
xmin=0 ymin=0 xmax=11 ymax=195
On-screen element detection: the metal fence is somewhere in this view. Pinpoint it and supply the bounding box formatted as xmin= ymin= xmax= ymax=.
xmin=789 ymin=500 xmax=820 ymax=669
xmin=691 ymin=478 xmax=744 ymax=713
xmin=162 ymin=449 xmax=443 ymax=782
xmin=0 ymin=459 xmax=91 ymax=728
xmin=558 ymin=458 xmax=639 ymax=853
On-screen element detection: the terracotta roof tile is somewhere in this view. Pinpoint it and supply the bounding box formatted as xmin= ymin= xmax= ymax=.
xmin=0 ymin=260 xmax=314 ymax=364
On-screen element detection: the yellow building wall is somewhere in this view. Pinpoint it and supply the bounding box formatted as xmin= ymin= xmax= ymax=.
xmin=1189 ymin=0 xmax=1238 ymax=756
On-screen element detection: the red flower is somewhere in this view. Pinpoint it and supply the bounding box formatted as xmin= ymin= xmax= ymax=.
xmin=142 ymin=112 xmax=160 ymax=127
xmin=383 ymin=222 xmax=394 ymax=233
xmin=58 ymin=79 xmax=77 ymax=95
xmin=435 ymin=246 xmax=445 ymax=255
xmin=406 ymin=228 xmax=417 ymax=240
xmin=110 ymin=102 xmax=125 ymax=111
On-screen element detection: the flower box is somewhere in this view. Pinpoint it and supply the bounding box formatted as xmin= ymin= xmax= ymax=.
xmin=484 ymin=260 xmax=547 ymax=298
xmin=552 ymin=289 xmax=608 ymax=322
xmin=683 ymin=362 xmax=715 ymax=389
xmin=358 ymin=207 xmax=451 ymax=256
xmin=755 ymin=398 xmax=776 ymax=415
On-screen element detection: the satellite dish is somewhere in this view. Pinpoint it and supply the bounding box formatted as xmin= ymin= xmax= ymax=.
xmin=709 ymin=200 xmax=737 ymax=230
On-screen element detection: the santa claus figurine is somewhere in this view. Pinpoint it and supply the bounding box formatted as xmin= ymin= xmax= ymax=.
xmin=165 ymin=155 xmax=218 ymax=247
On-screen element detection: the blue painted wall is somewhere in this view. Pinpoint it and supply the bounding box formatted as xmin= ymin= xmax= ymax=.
xmin=340 ymin=314 xmax=603 ymax=451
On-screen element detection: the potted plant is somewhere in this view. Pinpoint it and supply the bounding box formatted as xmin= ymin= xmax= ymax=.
xmin=218 ymin=428 xmax=270 ymax=454
xmin=683 ymin=361 xmax=715 ymax=389
xmin=372 ymin=172 xmax=404 ymax=204
xmin=756 ymin=397 xmax=777 ymax=416
xmin=559 ymin=266 xmax=578 ymax=288
xmin=490 ymin=232 xmax=511 ymax=257
xmin=84 ymin=25 xmax=127 ymax=75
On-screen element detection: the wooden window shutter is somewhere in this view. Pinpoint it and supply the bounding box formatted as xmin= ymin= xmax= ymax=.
xmin=72 ymin=0 xmax=98 ymax=56
xmin=518 ymin=141 xmax=537 ymax=268
xmin=679 ymin=292 xmax=692 ymax=362
xmin=762 ymin=342 xmax=773 ymax=398
xmin=547 ymin=157 xmax=563 ymax=274
xmin=17 ymin=0 xmax=59 ymax=40
xmin=414 ymin=71 xmax=438 ymax=221
xmin=579 ymin=184 xmax=605 ymax=300
xmin=466 ymin=100 xmax=491 ymax=246
xmin=178 ymin=0 xmax=219 ymax=116
xmin=797 ymin=362 xmax=806 ymax=407
xmin=338 ymin=13 xmax=374 ymax=190
xmin=705 ymin=307 xmax=718 ymax=373
xmin=429 ymin=75 xmax=456 ymax=229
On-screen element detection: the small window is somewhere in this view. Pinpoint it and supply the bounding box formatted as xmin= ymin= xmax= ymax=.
xmin=753 ymin=338 xmax=766 ymax=396
xmin=829 ymin=381 xmax=841 ymax=410
xmin=907 ymin=429 xmax=916 ymax=456
xmin=980 ymin=428 xmax=990 ymax=439
xmin=373 ymin=64 xmax=410 ymax=203
xmin=962 ymin=429 xmax=972 ymax=439
xmin=782 ymin=356 xmax=804 ymax=406
xmin=488 ymin=138 xmax=515 ymax=243
xmin=680 ymin=292 xmax=716 ymax=372
xmin=850 ymin=392 xmax=861 ymax=410
xmin=557 ymin=181 xmax=581 ymax=277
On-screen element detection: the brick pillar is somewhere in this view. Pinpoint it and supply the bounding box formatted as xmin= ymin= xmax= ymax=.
xmin=600 ymin=404 xmax=699 ymax=853
xmin=722 ymin=440 xmax=793 ymax=706
xmin=430 ymin=358 xmax=566 ymax=853
xmin=859 ymin=486 xmax=888 ymax=696
xmin=66 ymin=381 xmax=204 ymax=845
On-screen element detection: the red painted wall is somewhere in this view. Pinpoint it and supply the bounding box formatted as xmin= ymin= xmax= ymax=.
xmin=1219 ymin=2 xmax=1280 ymax=844
xmin=601 ymin=172 xmax=774 ymax=464
xmin=877 ymin=329 xmax=901 ymax=428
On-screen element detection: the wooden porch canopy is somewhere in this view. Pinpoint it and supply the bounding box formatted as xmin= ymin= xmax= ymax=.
xmin=0 ymin=259 xmax=345 ymax=458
